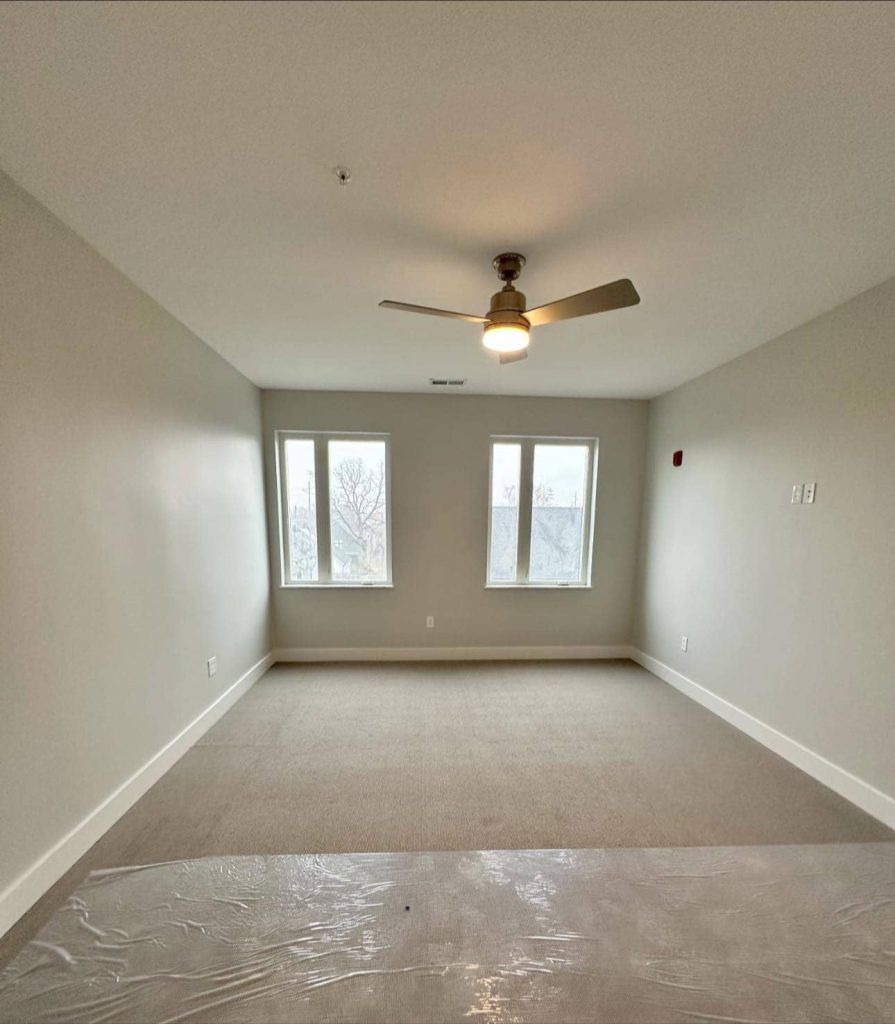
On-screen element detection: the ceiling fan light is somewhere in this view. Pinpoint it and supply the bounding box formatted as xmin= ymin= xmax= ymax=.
xmin=483 ymin=321 xmax=529 ymax=353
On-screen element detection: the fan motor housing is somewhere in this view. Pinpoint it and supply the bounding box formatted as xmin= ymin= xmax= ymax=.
xmin=489 ymin=288 xmax=527 ymax=314
xmin=487 ymin=308 xmax=530 ymax=330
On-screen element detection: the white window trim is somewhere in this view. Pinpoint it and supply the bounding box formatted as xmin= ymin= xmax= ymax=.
xmin=485 ymin=435 xmax=598 ymax=589
xmin=275 ymin=430 xmax=393 ymax=588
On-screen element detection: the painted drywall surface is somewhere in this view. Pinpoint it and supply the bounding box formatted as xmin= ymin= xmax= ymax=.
xmin=636 ymin=277 xmax=895 ymax=796
xmin=0 ymin=173 xmax=271 ymax=899
xmin=263 ymin=390 xmax=648 ymax=650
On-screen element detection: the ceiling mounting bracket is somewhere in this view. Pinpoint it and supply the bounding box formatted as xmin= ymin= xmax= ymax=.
xmin=492 ymin=253 xmax=526 ymax=284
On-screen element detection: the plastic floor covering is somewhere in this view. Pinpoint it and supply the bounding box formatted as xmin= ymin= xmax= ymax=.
xmin=0 ymin=843 xmax=893 ymax=1023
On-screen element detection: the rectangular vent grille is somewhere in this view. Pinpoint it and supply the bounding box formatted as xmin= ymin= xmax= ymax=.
xmin=429 ymin=378 xmax=467 ymax=387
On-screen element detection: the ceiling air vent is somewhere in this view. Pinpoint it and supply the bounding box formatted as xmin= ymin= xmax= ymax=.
xmin=429 ymin=378 xmax=467 ymax=387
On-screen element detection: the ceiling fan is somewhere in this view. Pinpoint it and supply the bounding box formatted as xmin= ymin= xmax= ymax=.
xmin=379 ymin=253 xmax=639 ymax=363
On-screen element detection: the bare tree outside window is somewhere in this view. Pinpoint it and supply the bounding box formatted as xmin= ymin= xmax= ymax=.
xmin=279 ymin=433 xmax=391 ymax=586
xmin=534 ymin=483 xmax=555 ymax=506
xmin=328 ymin=441 xmax=388 ymax=581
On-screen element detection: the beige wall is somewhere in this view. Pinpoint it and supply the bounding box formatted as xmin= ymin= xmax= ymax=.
xmin=263 ymin=390 xmax=648 ymax=651
xmin=636 ymin=277 xmax=895 ymax=796
xmin=0 ymin=173 xmax=271 ymax=906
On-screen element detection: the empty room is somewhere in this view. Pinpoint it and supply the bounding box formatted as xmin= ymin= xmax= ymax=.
xmin=1 ymin=2 xmax=894 ymax=1021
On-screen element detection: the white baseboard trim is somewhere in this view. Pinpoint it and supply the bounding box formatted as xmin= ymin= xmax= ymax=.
xmin=631 ymin=649 xmax=895 ymax=830
xmin=275 ymin=645 xmax=633 ymax=662
xmin=0 ymin=651 xmax=275 ymax=940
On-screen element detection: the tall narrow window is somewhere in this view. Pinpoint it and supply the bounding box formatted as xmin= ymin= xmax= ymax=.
xmin=488 ymin=442 xmax=522 ymax=582
xmin=328 ymin=439 xmax=388 ymax=583
xmin=283 ymin=438 xmax=318 ymax=582
xmin=486 ymin=436 xmax=597 ymax=587
xmin=277 ymin=432 xmax=392 ymax=586
xmin=529 ymin=443 xmax=590 ymax=583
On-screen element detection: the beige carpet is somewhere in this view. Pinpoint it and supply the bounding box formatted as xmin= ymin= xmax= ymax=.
xmin=1 ymin=659 xmax=890 ymax=967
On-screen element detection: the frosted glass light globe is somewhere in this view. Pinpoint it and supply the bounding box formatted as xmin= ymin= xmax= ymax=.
xmin=483 ymin=322 xmax=529 ymax=353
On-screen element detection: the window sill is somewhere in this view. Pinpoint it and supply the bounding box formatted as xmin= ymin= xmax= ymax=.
xmin=280 ymin=583 xmax=394 ymax=590
xmin=484 ymin=583 xmax=592 ymax=590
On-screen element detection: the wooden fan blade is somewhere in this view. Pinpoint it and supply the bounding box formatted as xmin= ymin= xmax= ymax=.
xmin=379 ymin=300 xmax=487 ymax=324
xmin=524 ymin=279 xmax=640 ymax=327
xmin=499 ymin=348 xmax=528 ymax=364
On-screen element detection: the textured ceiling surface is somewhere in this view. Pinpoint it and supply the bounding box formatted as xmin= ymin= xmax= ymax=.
xmin=2 ymin=1 xmax=895 ymax=397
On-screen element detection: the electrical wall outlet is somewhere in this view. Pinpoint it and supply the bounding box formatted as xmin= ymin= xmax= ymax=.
xmin=791 ymin=484 xmax=803 ymax=504
xmin=803 ymin=482 xmax=816 ymax=504
xmin=426 ymin=616 xmax=435 ymax=629
xmin=680 ymin=636 xmax=688 ymax=652
xmin=207 ymin=656 xmax=217 ymax=678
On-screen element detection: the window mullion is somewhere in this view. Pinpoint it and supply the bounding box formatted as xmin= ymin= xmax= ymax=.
xmin=315 ymin=438 xmax=332 ymax=582
xmin=516 ymin=439 xmax=534 ymax=583
xmin=277 ymin=433 xmax=292 ymax=584
xmin=581 ymin=441 xmax=597 ymax=584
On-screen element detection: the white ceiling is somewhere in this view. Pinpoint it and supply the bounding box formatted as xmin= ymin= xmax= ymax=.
xmin=2 ymin=1 xmax=895 ymax=398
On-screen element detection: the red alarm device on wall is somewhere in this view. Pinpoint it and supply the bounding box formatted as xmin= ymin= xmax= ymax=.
xmin=672 ymin=450 xmax=683 ymax=467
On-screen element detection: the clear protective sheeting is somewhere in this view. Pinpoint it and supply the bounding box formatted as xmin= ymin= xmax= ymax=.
xmin=1 ymin=843 xmax=894 ymax=1023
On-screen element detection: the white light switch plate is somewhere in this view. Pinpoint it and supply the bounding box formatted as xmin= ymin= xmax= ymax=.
xmin=426 ymin=616 xmax=435 ymax=629
xmin=791 ymin=484 xmax=803 ymax=504
xmin=680 ymin=636 xmax=688 ymax=652
xmin=207 ymin=656 xmax=217 ymax=677
xmin=803 ymin=482 xmax=816 ymax=504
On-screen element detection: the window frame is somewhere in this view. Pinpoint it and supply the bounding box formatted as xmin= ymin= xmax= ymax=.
xmin=485 ymin=435 xmax=598 ymax=589
xmin=275 ymin=430 xmax=393 ymax=589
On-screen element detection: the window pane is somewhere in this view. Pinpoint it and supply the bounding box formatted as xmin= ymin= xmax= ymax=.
xmin=488 ymin=443 xmax=521 ymax=582
xmin=529 ymin=444 xmax=589 ymax=582
xmin=284 ymin=439 xmax=318 ymax=582
xmin=328 ymin=440 xmax=389 ymax=582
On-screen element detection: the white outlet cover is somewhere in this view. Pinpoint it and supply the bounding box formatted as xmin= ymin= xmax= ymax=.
xmin=791 ymin=484 xmax=803 ymax=504
xmin=426 ymin=616 xmax=435 ymax=629
xmin=804 ymin=482 xmax=816 ymax=504
xmin=207 ymin=657 xmax=217 ymax=677
xmin=680 ymin=636 xmax=688 ymax=651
